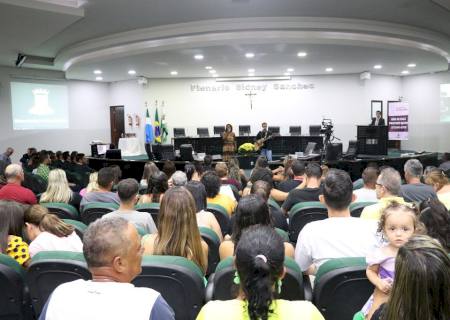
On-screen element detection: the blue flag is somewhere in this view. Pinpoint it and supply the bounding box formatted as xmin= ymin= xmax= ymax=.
xmin=145 ymin=108 xmax=153 ymax=143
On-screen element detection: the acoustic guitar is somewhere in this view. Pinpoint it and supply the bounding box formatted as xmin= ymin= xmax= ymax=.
xmin=254 ymin=135 xmax=271 ymax=151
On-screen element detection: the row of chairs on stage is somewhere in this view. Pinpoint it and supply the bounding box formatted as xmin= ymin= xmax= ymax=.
xmin=173 ymin=125 xmax=323 ymax=138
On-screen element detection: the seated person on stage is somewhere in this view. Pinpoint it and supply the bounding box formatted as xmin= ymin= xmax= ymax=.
xmin=251 ymin=180 xmax=288 ymax=231
xmin=35 ymin=151 xmax=51 ymax=183
xmin=370 ymin=110 xmax=385 ymax=126
xmin=0 ymin=164 xmax=37 ymax=204
xmin=215 ymin=162 xmax=242 ymax=191
xmin=360 ymin=167 xmax=407 ymax=220
xmin=24 ymin=205 xmax=83 ymax=258
xmin=39 ymin=169 xmax=82 ymax=211
xmin=80 ymin=167 xmax=120 ymax=210
xmin=103 ymin=178 xmax=157 ymax=234
xmin=353 ymin=166 xmax=379 ymax=203
xmin=276 ymin=159 xmax=305 ymax=192
xmin=219 ymin=195 xmax=294 ymax=261
xmin=168 ymin=170 xmax=187 ymax=188
xmin=138 ymin=171 xmax=169 ymax=204
xmin=282 ymin=163 xmax=323 ymax=214
xmin=424 ymin=168 xmax=450 ymax=209
xmin=201 ymin=171 xmax=236 ymax=216
xmin=198 ymin=225 xmax=324 ymax=320
xmin=39 ymin=217 xmax=174 ymax=320
xmin=400 ymin=159 xmax=437 ymax=203
xmin=295 ymin=169 xmax=380 ymax=275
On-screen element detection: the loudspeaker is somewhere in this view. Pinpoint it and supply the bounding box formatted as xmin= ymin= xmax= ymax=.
xmin=105 ymin=149 xmax=122 ymax=160
xmin=325 ymin=143 xmax=343 ymax=161
xmin=180 ymin=144 xmax=194 ymax=161
xmin=152 ymin=144 xmax=175 ymax=161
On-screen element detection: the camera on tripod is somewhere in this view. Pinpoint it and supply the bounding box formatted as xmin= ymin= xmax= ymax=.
xmin=320 ymin=119 xmax=334 ymax=136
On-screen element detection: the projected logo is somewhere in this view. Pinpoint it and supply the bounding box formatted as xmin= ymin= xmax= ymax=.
xmin=29 ymin=88 xmax=54 ymax=115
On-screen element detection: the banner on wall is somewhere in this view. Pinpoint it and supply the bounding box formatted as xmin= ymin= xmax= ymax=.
xmin=388 ymin=101 xmax=409 ymax=140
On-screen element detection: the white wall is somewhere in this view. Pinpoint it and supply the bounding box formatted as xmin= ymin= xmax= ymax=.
xmin=0 ymin=66 xmax=110 ymax=162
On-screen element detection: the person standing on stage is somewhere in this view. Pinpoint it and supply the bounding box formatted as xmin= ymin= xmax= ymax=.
xmin=255 ymin=122 xmax=273 ymax=161
xmin=222 ymin=124 xmax=236 ymax=162
xmin=371 ymin=111 xmax=385 ymax=126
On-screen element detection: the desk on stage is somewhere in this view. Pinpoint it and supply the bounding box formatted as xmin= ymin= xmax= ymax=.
xmin=118 ymin=137 xmax=143 ymax=156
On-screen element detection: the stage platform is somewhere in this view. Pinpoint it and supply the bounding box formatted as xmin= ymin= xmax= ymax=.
xmin=87 ymin=151 xmax=439 ymax=181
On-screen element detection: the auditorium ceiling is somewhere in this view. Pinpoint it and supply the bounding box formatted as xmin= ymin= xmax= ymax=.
xmin=0 ymin=0 xmax=449 ymax=80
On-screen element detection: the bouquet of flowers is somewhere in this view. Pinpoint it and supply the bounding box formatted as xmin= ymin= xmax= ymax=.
xmin=238 ymin=143 xmax=256 ymax=154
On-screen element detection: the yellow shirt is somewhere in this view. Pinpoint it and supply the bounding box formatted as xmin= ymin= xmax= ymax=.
xmin=196 ymin=299 xmax=324 ymax=320
xmin=360 ymin=196 xmax=406 ymax=220
xmin=207 ymin=194 xmax=236 ymax=216
xmin=437 ymin=192 xmax=450 ymax=210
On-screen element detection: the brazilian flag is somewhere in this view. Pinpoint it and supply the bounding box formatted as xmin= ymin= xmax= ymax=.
xmin=154 ymin=108 xmax=161 ymax=143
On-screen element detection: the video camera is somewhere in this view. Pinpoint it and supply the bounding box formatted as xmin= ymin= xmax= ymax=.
xmin=320 ymin=119 xmax=334 ymax=135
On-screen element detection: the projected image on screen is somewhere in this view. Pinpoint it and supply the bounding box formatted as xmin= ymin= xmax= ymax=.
xmin=441 ymin=83 xmax=450 ymax=123
xmin=11 ymin=82 xmax=69 ymax=130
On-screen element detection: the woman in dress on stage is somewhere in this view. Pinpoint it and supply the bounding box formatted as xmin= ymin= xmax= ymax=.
xmin=222 ymin=124 xmax=236 ymax=162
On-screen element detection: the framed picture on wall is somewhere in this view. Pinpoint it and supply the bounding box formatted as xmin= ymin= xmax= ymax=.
xmin=371 ymin=100 xmax=383 ymax=118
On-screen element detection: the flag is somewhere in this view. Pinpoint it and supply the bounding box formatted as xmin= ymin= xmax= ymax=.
xmin=154 ymin=108 xmax=161 ymax=143
xmin=160 ymin=114 xmax=169 ymax=143
xmin=144 ymin=108 xmax=153 ymax=143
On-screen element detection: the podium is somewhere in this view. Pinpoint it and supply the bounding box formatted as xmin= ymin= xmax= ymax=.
xmin=357 ymin=125 xmax=388 ymax=155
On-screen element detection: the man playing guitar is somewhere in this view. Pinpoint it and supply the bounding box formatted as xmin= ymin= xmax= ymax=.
xmin=255 ymin=122 xmax=273 ymax=161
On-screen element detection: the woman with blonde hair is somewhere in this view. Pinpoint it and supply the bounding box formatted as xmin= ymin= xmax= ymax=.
xmin=424 ymin=168 xmax=450 ymax=209
xmin=79 ymin=171 xmax=99 ymax=197
xmin=24 ymin=205 xmax=83 ymax=257
xmin=142 ymin=186 xmax=208 ymax=274
xmin=39 ymin=169 xmax=82 ymax=210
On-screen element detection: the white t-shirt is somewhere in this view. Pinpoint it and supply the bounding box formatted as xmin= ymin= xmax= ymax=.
xmin=295 ymin=217 xmax=380 ymax=271
xmin=219 ymin=185 xmax=236 ymax=201
xmin=103 ymin=210 xmax=157 ymax=234
xmin=29 ymin=231 xmax=83 ymax=258
xmin=353 ymin=187 xmax=378 ymax=203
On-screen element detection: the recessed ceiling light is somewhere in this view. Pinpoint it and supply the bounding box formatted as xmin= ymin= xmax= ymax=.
xmin=401 ymin=70 xmax=410 ymax=75
xmin=373 ymin=65 xmax=383 ymax=69
xmin=284 ymin=72 xmax=291 ymax=76
xmin=194 ymin=54 xmax=204 ymax=60
xmin=205 ymin=66 xmax=212 ymax=70
xmin=248 ymin=68 xmax=255 ymax=73
xmin=245 ymin=52 xmax=255 ymax=58
xmin=212 ymin=74 xmax=219 ymax=77
xmin=297 ymin=52 xmax=307 ymax=57
xmin=128 ymin=70 xmax=136 ymax=75
xmin=170 ymin=71 xmax=178 ymax=76
xmin=209 ymin=69 xmax=217 ymax=74
xmin=325 ymin=67 xmax=333 ymax=72
xmin=407 ymin=63 xmax=416 ymax=68
xmin=93 ymin=70 xmax=102 ymax=75
xmin=95 ymin=76 xmax=103 ymax=81
xmin=287 ymin=68 xmax=294 ymax=72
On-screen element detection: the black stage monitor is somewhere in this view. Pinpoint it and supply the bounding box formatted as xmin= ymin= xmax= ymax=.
xmin=173 ymin=128 xmax=186 ymax=138
xmin=345 ymin=140 xmax=358 ymax=158
xmin=325 ymin=143 xmax=343 ymax=161
xmin=309 ymin=125 xmax=321 ymax=136
xmin=197 ymin=127 xmax=209 ymax=137
xmin=180 ymin=144 xmax=194 ymax=161
xmin=289 ymin=126 xmax=301 ymax=136
xmin=239 ymin=125 xmax=251 ymax=136
xmin=268 ymin=126 xmax=280 ymax=135
xmin=213 ymin=126 xmax=225 ymax=135
xmin=105 ymin=149 xmax=121 ymax=160
xmin=152 ymin=144 xmax=175 ymax=161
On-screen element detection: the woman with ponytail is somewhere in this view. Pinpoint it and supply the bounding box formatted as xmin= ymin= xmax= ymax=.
xmin=197 ymin=225 xmax=324 ymax=320
xmin=24 ymin=205 xmax=83 ymax=257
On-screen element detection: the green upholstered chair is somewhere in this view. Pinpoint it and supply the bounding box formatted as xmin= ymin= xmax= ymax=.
xmin=268 ymin=197 xmax=281 ymax=210
xmin=27 ymin=251 xmax=91 ymax=316
xmin=80 ymin=202 xmax=119 ymax=225
xmin=288 ymin=201 xmax=328 ymax=243
xmin=62 ymin=219 xmax=88 ymax=239
xmin=349 ymin=202 xmax=376 ymax=218
xmin=275 ymin=227 xmax=290 ymax=242
xmin=207 ymin=203 xmax=231 ymax=237
xmin=132 ymin=255 xmax=205 ymax=320
xmin=42 ymin=202 xmax=79 ymax=220
xmin=135 ymin=203 xmax=160 ymax=226
xmin=313 ymin=257 xmax=373 ymax=320
xmin=199 ymin=226 xmax=221 ymax=276
xmin=352 ymin=179 xmax=364 ymax=190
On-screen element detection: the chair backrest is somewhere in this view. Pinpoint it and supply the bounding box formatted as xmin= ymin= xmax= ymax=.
xmin=80 ymin=202 xmax=119 ymax=225
xmin=199 ymin=227 xmax=221 ymax=276
xmin=62 ymin=219 xmax=88 ymax=239
xmin=268 ymin=197 xmax=281 ymax=210
xmin=27 ymin=251 xmax=91 ymax=316
xmin=313 ymin=257 xmax=373 ymax=320
xmin=349 ymin=202 xmax=377 ymax=218
xmin=41 ymin=202 xmax=79 ymax=220
xmin=275 ymin=228 xmax=290 ymax=242
xmin=132 ymin=255 xmax=205 ymax=320
xmin=352 ymin=179 xmax=364 ymax=190
xmin=206 ymin=203 xmax=230 ymax=237
xmin=0 ymin=254 xmax=27 ymax=320
xmin=135 ymin=203 xmax=160 ymax=226
xmin=288 ymin=201 xmax=328 ymax=243
xmin=206 ymin=256 xmax=306 ymax=301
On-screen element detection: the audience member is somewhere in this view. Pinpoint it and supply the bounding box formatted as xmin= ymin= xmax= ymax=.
xmin=272 ymin=157 xmax=294 ymax=183
xmin=103 ymin=179 xmax=156 ymax=234
xmin=72 ymin=153 xmax=94 ymax=176
xmin=20 ymin=147 xmax=36 ymax=167
xmin=215 ymin=162 xmax=241 ymax=190
xmin=162 ymin=160 xmax=176 ymax=179
xmin=0 ymin=160 xmax=7 ymax=188
xmin=249 ymin=156 xmax=273 ymax=184
xmin=138 ymin=171 xmax=169 ymax=204
xmin=353 ymin=166 xmax=378 ymax=203
xmin=424 ymin=168 xmax=450 ymax=209
xmin=360 ymin=168 xmax=406 ymax=220
xmin=201 ymin=171 xmax=236 ymax=216
xmin=0 ymin=147 xmax=14 ymax=166
xmin=0 ymin=200 xmax=30 ymax=266
xmin=400 ymin=159 xmax=436 ymax=203
xmin=184 ymin=163 xmax=196 ymax=181
xmin=60 ymin=151 xmax=71 ymax=171
xmin=228 ymin=158 xmax=248 ymax=189
xmin=282 ymin=163 xmax=323 ymax=214
xmin=39 ymin=169 xmax=82 ymax=210
xmin=185 ymin=181 xmax=223 ymax=241
xmin=53 ymin=151 xmax=63 ymax=168
xmin=24 ymin=205 xmax=83 ymax=257
xmin=169 ymin=170 xmax=187 ymax=187
xmin=0 ymin=164 xmax=37 ymax=204
xmin=371 ymin=235 xmax=450 ymax=320
xmin=79 ymin=172 xmax=99 ymax=197
xmin=276 ymin=160 xmax=305 ymax=192
xmin=140 ymin=162 xmax=159 ymax=188
xmin=419 ymin=199 xmax=450 ymax=252
xmin=109 ymin=164 xmax=122 ymax=185
xmin=438 ymin=152 xmax=450 ymax=172
xmin=142 ymin=187 xmax=208 ymax=274
xmin=203 ymin=155 xmax=213 ymax=172
xmin=295 ymin=169 xmax=379 ymax=274
xmin=80 ymin=167 xmax=120 ymax=210
xmin=39 ymin=217 xmax=174 ymax=319
xmin=197 ymin=225 xmax=324 ymax=320
xmin=219 ymin=195 xmax=294 ymax=260
xmin=35 ymin=151 xmax=51 ymax=182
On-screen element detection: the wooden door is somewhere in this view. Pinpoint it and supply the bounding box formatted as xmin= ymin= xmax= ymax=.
xmin=110 ymin=106 xmax=124 ymax=147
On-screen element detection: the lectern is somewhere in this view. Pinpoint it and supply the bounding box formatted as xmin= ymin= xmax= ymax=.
xmin=357 ymin=125 xmax=388 ymax=155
